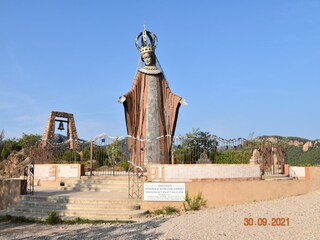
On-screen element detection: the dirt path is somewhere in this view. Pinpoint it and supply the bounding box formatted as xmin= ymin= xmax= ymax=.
xmin=1 ymin=190 xmax=320 ymax=240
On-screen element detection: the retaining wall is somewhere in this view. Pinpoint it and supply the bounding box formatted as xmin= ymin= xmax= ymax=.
xmin=142 ymin=166 xmax=320 ymax=211
xmin=0 ymin=178 xmax=26 ymax=210
xmin=34 ymin=164 xmax=82 ymax=188
xmin=289 ymin=166 xmax=307 ymax=179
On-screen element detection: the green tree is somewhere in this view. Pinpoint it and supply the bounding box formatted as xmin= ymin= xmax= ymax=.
xmin=61 ymin=151 xmax=81 ymax=163
xmin=1 ymin=146 xmax=9 ymax=160
xmin=105 ymin=139 xmax=126 ymax=163
xmin=173 ymin=128 xmax=218 ymax=164
xmin=0 ymin=130 xmax=4 ymax=144
xmin=81 ymin=145 xmax=91 ymax=161
xmin=18 ymin=133 xmax=42 ymax=155
xmin=19 ymin=133 xmax=42 ymax=149
xmin=2 ymin=138 xmax=21 ymax=153
xmin=0 ymin=130 xmax=4 ymax=160
xmin=183 ymin=128 xmax=217 ymax=152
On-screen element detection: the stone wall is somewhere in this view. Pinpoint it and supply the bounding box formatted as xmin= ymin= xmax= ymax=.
xmin=147 ymin=164 xmax=261 ymax=182
xmin=0 ymin=178 xmax=26 ymax=210
xmin=34 ymin=164 xmax=82 ymax=188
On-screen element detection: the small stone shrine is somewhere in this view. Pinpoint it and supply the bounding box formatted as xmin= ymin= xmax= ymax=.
xmin=197 ymin=151 xmax=212 ymax=164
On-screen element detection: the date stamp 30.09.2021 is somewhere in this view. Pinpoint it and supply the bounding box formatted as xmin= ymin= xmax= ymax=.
xmin=244 ymin=217 xmax=290 ymax=227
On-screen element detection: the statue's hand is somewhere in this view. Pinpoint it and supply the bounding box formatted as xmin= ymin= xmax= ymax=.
xmin=118 ymin=96 xmax=126 ymax=103
xmin=179 ymin=98 xmax=188 ymax=106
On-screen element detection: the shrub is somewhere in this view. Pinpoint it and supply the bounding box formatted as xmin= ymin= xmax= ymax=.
xmin=213 ymin=149 xmax=251 ymax=164
xmin=154 ymin=206 xmax=180 ymax=215
xmin=163 ymin=206 xmax=179 ymax=215
xmin=183 ymin=192 xmax=206 ymax=211
xmin=45 ymin=211 xmax=62 ymax=224
xmin=154 ymin=209 xmax=165 ymax=215
xmin=62 ymin=151 xmax=80 ymax=163
xmin=119 ymin=159 xmax=129 ymax=171
xmin=1 ymin=146 xmax=9 ymax=160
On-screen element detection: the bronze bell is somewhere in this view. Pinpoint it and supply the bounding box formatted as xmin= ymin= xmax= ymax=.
xmin=57 ymin=121 xmax=64 ymax=131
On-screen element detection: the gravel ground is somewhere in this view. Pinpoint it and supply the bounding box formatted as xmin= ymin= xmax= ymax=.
xmin=1 ymin=190 xmax=320 ymax=240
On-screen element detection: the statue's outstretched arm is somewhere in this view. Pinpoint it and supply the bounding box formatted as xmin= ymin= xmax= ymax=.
xmin=118 ymin=72 xmax=141 ymax=104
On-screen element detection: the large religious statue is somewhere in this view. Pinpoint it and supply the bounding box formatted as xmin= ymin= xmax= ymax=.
xmin=119 ymin=28 xmax=186 ymax=167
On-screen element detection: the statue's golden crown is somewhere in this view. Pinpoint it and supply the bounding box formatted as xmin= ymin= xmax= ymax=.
xmin=135 ymin=27 xmax=158 ymax=55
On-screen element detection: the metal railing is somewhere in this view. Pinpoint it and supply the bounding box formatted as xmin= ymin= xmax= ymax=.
xmin=171 ymin=135 xmax=252 ymax=164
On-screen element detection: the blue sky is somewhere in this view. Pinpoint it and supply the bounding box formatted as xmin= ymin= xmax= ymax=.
xmin=0 ymin=0 xmax=319 ymax=140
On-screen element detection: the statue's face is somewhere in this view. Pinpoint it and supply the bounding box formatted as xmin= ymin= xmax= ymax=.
xmin=142 ymin=53 xmax=153 ymax=66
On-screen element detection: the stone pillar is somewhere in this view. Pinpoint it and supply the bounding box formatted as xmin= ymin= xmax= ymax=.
xmin=42 ymin=112 xmax=55 ymax=149
xmin=68 ymin=115 xmax=78 ymax=149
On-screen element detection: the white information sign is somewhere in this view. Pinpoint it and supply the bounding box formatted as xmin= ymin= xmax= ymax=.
xmin=144 ymin=183 xmax=185 ymax=202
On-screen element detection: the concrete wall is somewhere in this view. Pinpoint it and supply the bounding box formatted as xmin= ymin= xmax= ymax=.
xmin=0 ymin=178 xmax=26 ymax=210
xmin=147 ymin=164 xmax=261 ymax=182
xmin=34 ymin=164 xmax=82 ymax=188
xmin=142 ymin=166 xmax=320 ymax=211
xmin=289 ymin=166 xmax=306 ymax=179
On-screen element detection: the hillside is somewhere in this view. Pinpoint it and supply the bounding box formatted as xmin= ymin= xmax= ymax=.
xmin=258 ymin=136 xmax=320 ymax=166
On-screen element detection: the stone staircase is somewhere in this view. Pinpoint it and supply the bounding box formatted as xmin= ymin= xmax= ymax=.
xmin=4 ymin=176 xmax=146 ymax=221
xmin=62 ymin=176 xmax=129 ymax=192
xmin=262 ymin=174 xmax=294 ymax=181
